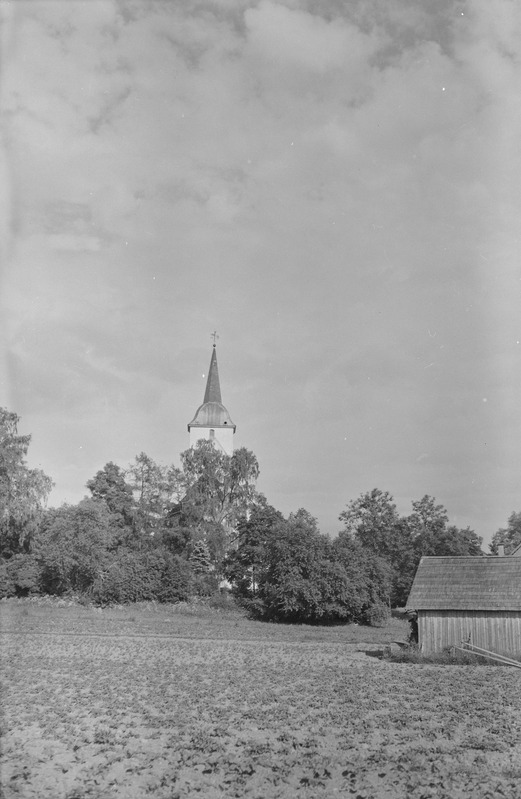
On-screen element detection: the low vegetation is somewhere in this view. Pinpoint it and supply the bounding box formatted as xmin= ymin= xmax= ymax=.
xmin=386 ymin=644 xmax=521 ymax=667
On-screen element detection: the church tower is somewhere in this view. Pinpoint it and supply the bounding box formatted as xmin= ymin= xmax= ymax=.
xmin=187 ymin=343 xmax=236 ymax=456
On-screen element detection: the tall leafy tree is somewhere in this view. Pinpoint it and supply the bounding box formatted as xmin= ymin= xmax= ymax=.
xmin=339 ymin=490 xmax=482 ymax=607
xmin=225 ymin=499 xmax=284 ymax=597
xmin=179 ymin=440 xmax=260 ymax=533
xmin=127 ymin=452 xmax=183 ymax=539
xmin=490 ymin=511 xmax=521 ymax=555
xmin=407 ymin=495 xmax=482 ymax=557
xmin=0 ymin=408 xmax=53 ymax=557
xmin=339 ymin=488 xmax=400 ymax=560
xmin=86 ymin=462 xmax=134 ymax=528
xmin=407 ymin=495 xmax=448 ymax=556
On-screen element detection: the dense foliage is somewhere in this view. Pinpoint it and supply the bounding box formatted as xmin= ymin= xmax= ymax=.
xmin=225 ymin=506 xmax=392 ymax=624
xmin=490 ymin=511 xmax=521 ymax=555
xmin=339 ymin=489 xmax=483 ymax=606
xmin=0 ymin=407 xmax=497 ymax=621
xmin=0 ymin=421 xmax=258 ymax=604
xmin=0 ymin=408 xmax=53 ymax=558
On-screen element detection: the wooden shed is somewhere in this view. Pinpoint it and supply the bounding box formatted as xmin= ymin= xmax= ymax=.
xmin=405 ymin=557 xmax=521 ymax=654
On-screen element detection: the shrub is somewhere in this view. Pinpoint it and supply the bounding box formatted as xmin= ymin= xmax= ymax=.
xmin=363 ymin=601 xmax=391 ymax=627
xmin=90 ymin=548 xmax=195 ymax=605
xmin=207 ymin=591 xmax=238 ymax=612
xmin=0 ymin=560 xmax=15 ymax=598
xmin=1 ymin=555 xmax=41 ymax=597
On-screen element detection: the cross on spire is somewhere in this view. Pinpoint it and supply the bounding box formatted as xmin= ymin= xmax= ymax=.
xmin=211 ymin=330 xmax=219 ymax=347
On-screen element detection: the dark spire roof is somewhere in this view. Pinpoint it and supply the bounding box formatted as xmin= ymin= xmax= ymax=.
xmin=188 ymin=346 xmax=236 ymax=432
xmin=203 ymin=346 xmax=222 ymax=404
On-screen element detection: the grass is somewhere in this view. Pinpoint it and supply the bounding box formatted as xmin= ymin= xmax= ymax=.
xmin=0 ymin=595 xmax=409 ymax=644
xmin=1 ymin=598 xmax=520 ymax=798
xmin=387 ymin=645 xmax=521 ymax=667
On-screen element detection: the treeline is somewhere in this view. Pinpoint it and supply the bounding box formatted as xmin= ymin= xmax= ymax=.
xmin=1 ymin=407 xmax=519 ymax=623
xmin=0 ymin=408 xmax=259 ymax=606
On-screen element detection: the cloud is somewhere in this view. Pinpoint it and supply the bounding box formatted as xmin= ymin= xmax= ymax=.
xmin=244 ymin=1 xmax=378 ymax=74
xmin=2 ymin=0 xmax=521 ymax=542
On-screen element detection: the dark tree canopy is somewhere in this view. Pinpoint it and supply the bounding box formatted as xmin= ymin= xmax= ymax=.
xmin=227 ymin=506 xmax=392 ymax=624
xmin=0 ymin=408 xmax=53 ymax=557
xmin=490 ymin=511 xmax=521 ymax=555
xmin=86 ymin=462 xmax=134 ymax=528
xmin=339 ymin=490 xmax=483 ymax=606
xmin=34 ymin=499 xmax=116 ymax=594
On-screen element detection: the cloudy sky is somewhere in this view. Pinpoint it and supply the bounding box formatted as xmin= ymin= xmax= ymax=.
xmin=1 ymin=0 xmax=520 ymax=546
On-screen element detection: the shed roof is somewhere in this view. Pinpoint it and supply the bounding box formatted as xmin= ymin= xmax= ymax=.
xmin=406 ymin=557 xmax=521 ymax=611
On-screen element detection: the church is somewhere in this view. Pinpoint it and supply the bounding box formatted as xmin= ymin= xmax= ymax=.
xmin=187 ymin=341 xmax=236 ymax=456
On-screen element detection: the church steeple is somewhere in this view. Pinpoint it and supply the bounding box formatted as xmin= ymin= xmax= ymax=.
xmin=188 ymin=342 xmax=236 ymax=455
xmin=203 ymin=346 xmax=222 ymax=404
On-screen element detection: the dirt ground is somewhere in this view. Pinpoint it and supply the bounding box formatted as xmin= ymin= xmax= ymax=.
xmin=1 ymin=600 xmax=520 ymax=798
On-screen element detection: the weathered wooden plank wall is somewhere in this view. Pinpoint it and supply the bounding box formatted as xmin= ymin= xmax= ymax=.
xmin=418 ymin=610 xmax=521 ymax=654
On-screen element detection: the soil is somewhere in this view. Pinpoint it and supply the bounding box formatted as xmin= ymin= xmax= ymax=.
xmin=1 ymin=600 xmax=520 ymax=798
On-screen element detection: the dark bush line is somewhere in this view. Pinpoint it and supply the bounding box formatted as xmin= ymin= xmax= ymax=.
xmin=0 ymin=551 xmax=219 ymax=607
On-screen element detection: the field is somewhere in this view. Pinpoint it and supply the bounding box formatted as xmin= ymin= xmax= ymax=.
xmin=1 ymin=599 xmax=520 ymax=798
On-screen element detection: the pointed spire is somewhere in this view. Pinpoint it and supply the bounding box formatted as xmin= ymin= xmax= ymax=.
xmin=203 ymin=346 xmax=222 ymax=404
xmin=188 ymin=343 xmax=236 ymax=435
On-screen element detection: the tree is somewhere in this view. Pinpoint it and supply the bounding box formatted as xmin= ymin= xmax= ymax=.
xmin=407 ymin=495 xmax=448 ymax=556
xmin=247 ymin=509 xmax=392 ymax=624
xmin=189 ymin=540 xmax=212 ymax=574
xmin=407 ymin=495 xmax=482 ymax=557
xmin=339 ymin=489 xmax=400 ymax=560
xmin=255 ymin=511 xmax=332 ymax=622
xmin=0 ymin=408 xmax=53 ymax=557
xmin=339 ymin=490 xmax=482 ymax=608
xmin=126 ymin=452 xmax=183 ymax=539
xmin=179 ymin=441 xmax=260 ymax=532
xmin=34 ymin=499 xmax=115 ymax=595
xmin=490 ymin=511 xmax=521 ymax=555
xmin=332 ymin=535 xmax=393 ymax=622
xmin=338 ymin=489 xmax=411 ymax=606
xmin=86 ymin=462 xmax=134 ymax=528
xmin=224 ymin=500 xmax=284 ymax=598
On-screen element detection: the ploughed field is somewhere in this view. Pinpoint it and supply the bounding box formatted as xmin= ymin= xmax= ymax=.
xmin=1 ymin=600 xmax=520 ymax=798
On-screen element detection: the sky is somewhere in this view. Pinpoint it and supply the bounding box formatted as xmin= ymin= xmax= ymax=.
xmin=1 ymin=0 xmax=520 ymax=548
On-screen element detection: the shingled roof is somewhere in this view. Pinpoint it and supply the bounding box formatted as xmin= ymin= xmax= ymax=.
xmin=406 ymin=557 xmax=521 ymax=612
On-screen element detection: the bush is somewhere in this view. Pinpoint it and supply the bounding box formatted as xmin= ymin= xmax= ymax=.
xmin=207 ymin=591 xmax=238 ymax=611
xmin=363 ymin=601 xmax=391 ymax=627
xmin=0 ymin=560 xmax=16 ymax=598
xmin=90 ymin=549 xmax=195 ymax=605
xmin=1 ymin=555 xmax=41 ymax=597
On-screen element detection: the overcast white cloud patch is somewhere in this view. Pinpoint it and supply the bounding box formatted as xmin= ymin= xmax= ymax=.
xmin=1 ymin=0 xmax=520 ymax=542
